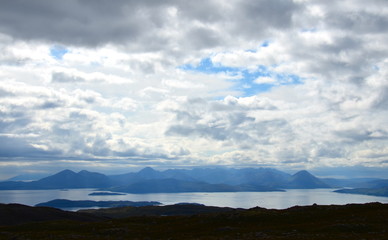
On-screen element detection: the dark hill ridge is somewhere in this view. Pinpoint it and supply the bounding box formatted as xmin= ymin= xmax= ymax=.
xmin=0 ymin=203 xmax=387 ymax=239
xmin=0 ymin=203 xmax=105 ymax=226
xmin=79 ymin=203 xmax=237 ymax=218
xmin=35 ymin=199 xmax=161 ymax=208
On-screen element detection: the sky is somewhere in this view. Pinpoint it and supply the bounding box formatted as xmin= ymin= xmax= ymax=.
xmin=0 ymin=0 xmax=388 ymax=179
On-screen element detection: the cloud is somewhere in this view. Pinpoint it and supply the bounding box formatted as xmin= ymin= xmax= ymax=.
xmin=0 ymin=136 xmax=62 ymax=158
xmin=164 ymin=96 xmax=288 ymax=147
xmin=51 ymin=72 xmax=85 ymax=83
xmin=0 ymin=0 xmax=300 ymax=53
xmin=0 ymin=0 xmax=153 ymax=46
xmin=254 ymin=76 xmax=277 ymax=84
xmin=0 ymin=0 xmax=387 ymax=176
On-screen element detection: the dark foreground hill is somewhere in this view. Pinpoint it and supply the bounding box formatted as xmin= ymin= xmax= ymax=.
xmin=0 ymin=202 xmax=387 ymax=239
xmin=0 ymin=203 xmax=105 ymax=226
xmin=35 ymin=199 xmax=161 ymax=208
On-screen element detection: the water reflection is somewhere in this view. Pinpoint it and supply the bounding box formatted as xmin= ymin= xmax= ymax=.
xmin=0 ymin=189 xmax=388 ymax=210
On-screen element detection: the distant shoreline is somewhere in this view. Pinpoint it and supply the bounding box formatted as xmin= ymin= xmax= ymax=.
xmin=35 ymin=199 xmax=161 ymax=209
xmin=88 ymin=192 xmax=126 ymax=196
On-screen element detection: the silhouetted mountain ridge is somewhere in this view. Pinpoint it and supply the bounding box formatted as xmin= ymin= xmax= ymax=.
xmin=0 ymin=203 xmax=104 ymax=226
xmin=35 ymin=199 xmax=161 ymax=208
xmin=334 ymin=187 xmax=388 ymax=197
xmin=0 ymin=170 xmax=112 ymax=190
xmin=1 ymin=203 xmax=387 ymax=239
xmin=286 ymin=170 xmax=330 ymax=188
xmin=1 ymin=167 xmax=385 ymax=192
xmin=107 ymin=178 xmax=283 ymax=193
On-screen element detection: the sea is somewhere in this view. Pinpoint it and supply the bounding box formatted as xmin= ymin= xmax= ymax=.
xmin=0 ymin=188 xmax=388 ymax=211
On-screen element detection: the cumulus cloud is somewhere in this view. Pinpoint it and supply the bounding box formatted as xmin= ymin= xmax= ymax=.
xmin=0 ymin=0 xmax=387 ymax=176
xmin=51 ymin=72 xmax=85 ymax=83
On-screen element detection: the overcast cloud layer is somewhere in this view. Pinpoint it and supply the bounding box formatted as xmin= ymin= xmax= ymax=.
xmin=0 ymin=0 xmax=387 ymax=178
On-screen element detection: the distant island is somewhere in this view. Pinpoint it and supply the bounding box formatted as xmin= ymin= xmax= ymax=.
xmin=88 ymin=192 xmax=126 ymax=196
xmin=35 ymin=199 xmax=161 ymax=209
xmin=334 ymin=187 xmax=388 ymax=197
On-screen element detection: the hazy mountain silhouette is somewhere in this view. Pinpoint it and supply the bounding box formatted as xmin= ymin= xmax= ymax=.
xmin=334 ymin=187 xmax=388 ymax=197
xmin=161 ymin=167 xmax=290 ymax=186
xmin=110 ymin=168 xmax=330 ymax=189
xmin=1 ymin=167 xmax=383 ymax=192
xmin=34 ymin=170 xmax=112 ymax=189
xmin=286 ymin=170 xmax=331 ymax=189
xmin=108 ymin=167 xmax=196 ymax=186
xmin=334 ymin=179 xmax=388 ymax=197
xmin=5 ymin=173 xmax=50 ymax=182
xmin=0 ymin=170 xmax=112 ymax=190
xmin=108 ymin=178 xmax=281 ymax=193
xmin=354 ymin=179 xmax=388 ymax=188
xmin=321 ymin=177 xmax=381 ymax=188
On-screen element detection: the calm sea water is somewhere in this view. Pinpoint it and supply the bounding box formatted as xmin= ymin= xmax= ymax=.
xmin=1 ymin=189 xmax=388 ymax=210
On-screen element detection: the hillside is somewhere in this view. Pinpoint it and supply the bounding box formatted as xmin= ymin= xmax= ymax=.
xmin=0 ymin=203 xmax=387 ymax=239
xmin=80 ymin=203 xmax=236 ymax=218
xmin=0 ymin=203 xmax=104 ymax=226
xmin=35 ymin=199 xmax=161 ymax=208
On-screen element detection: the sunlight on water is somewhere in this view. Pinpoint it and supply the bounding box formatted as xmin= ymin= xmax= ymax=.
xmin=1 ymin=189 xmax=388 ymax=210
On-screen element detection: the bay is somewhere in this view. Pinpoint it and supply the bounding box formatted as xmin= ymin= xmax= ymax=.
xmin=1 ymin=188 xmax=388 ymax=210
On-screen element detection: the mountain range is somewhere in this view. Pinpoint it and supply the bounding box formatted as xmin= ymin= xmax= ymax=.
xmin=0 ymin=167 xmax=386 ymax=194
xmin=0 ymin=169 xmax=111 ymax=189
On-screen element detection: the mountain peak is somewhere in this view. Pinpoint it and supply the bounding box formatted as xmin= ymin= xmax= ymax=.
xmin=138 ymin=167 xmax=157 ymax=174
xmin=56 ymin=169 xmax=76 ymax=175
xmin=137 ymin=167 xmax=163 ymax=179
xmin=288 ymin=170 xmax=330 ymax=189
xmin=293 ymin=170 xmax=313 ymax=177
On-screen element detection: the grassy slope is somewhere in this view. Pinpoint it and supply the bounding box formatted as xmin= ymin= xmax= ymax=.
xmin=0 ymin=203 xmax=387 ymax=239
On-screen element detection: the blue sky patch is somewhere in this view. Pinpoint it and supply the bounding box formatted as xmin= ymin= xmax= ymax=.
xmin=245 ymin=40 xmax=271 ymax=53
xmin=180 ymin=57 xmax=301 ymax=97
xmin=50 ymin=45 xmax=69 ymax=60
xmin=260 ymin=40 xmax=270 ymax=47
xmin=180 ymin=57 xmax=240 ymax=76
